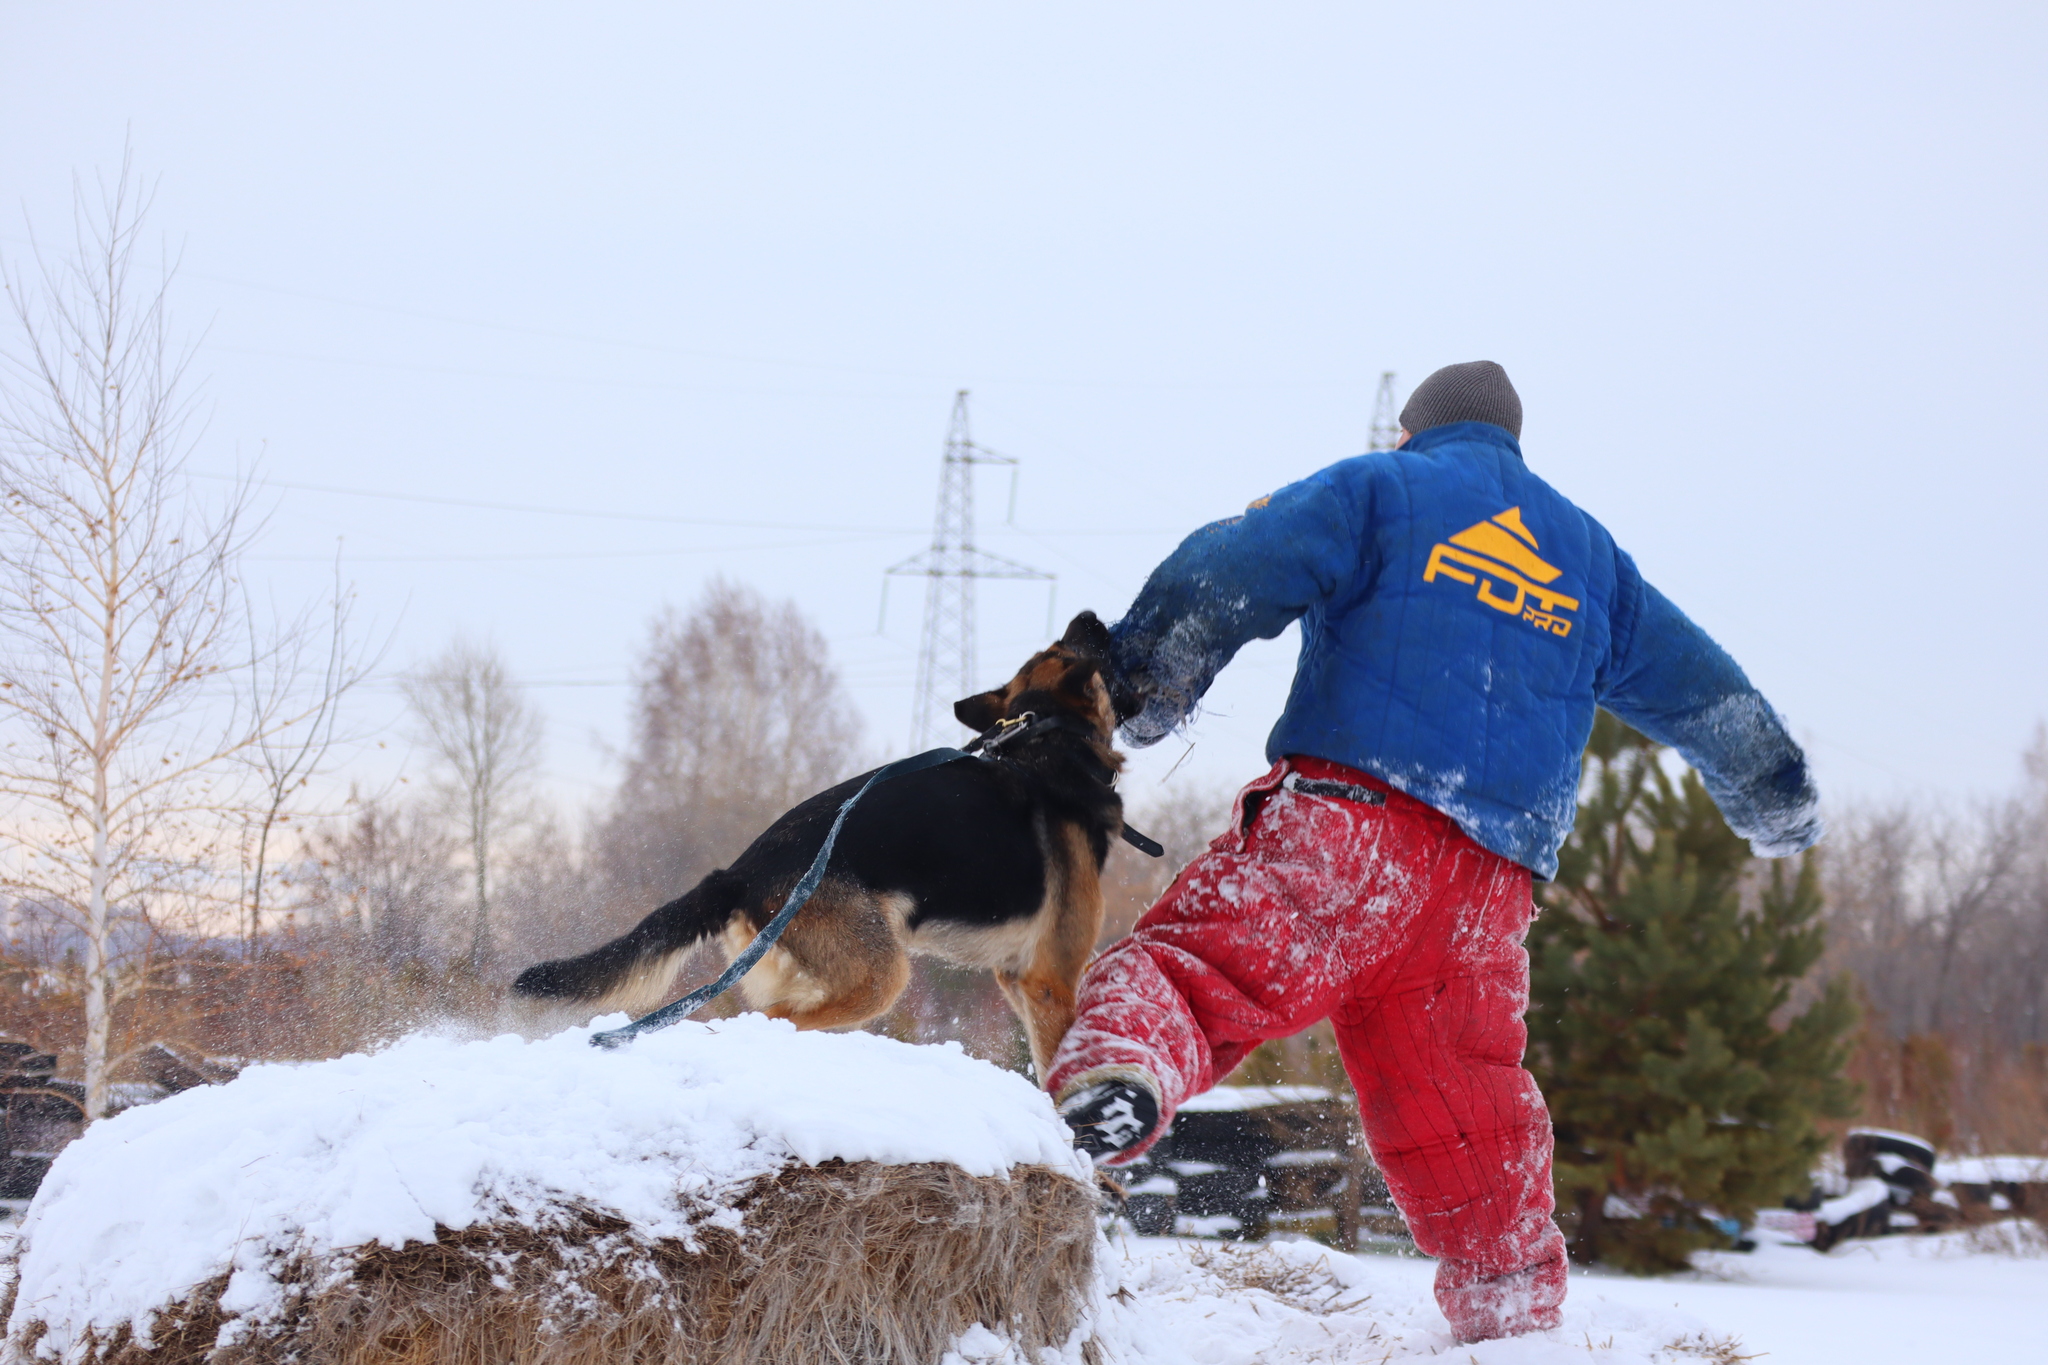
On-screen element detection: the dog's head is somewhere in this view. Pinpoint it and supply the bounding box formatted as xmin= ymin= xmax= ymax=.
xmin=953 ymin=611 xmax=1117 ymax=741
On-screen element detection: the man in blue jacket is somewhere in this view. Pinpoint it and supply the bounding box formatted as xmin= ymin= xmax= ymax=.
xmin=1048 ymin=362 xmax=1820 ymax=1342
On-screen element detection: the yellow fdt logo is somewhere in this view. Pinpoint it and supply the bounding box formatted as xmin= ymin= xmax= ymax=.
xmin=1423 ymin=507 xmax=1579 ymax=638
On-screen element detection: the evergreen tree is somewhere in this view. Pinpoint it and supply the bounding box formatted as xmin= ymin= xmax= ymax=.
xmin=1528 ymin=711 xmax=1859 ymax=1272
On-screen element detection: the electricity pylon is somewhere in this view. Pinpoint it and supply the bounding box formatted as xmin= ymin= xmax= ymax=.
xmin=886 ymin=392 xmax=1054 ymax=748
xmin=1368 ymin=371 xmax=1402 ymax=451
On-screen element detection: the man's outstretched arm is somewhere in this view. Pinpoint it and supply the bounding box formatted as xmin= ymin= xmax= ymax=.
xmin=1109 ymin=472 xmax=1365 ymax=747
xmin=1599 ymin=561 xmax=1822 ymax=856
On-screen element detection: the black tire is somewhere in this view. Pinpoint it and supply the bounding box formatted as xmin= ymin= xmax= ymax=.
xmin=1126 ymin=1193 xmax=1177 ymax=1236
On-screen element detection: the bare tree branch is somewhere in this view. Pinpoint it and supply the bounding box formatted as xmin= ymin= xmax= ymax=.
xmin=0 ymin=153 xmax=357 ymax=1116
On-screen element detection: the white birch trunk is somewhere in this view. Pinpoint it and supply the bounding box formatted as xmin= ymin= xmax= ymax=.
xmin=85 ymin=810 xmax=112 ymax=1120
xmin=83 ymin=474 xmax=122 ymax=1121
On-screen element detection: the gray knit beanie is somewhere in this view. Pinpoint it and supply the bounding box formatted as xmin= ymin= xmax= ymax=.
xmin=1398 ymin=361 xmax=1522 ymax=440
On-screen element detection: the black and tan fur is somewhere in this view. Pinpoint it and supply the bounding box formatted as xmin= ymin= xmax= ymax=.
xmin=512 ymin=613 xmax=1127 ymax=1080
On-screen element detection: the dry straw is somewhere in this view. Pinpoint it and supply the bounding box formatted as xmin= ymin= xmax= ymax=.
xmin=3 ymin=1160 xmax=1099 ymax=1365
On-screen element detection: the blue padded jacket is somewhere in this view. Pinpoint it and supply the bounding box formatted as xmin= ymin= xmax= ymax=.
xmin=1111 ymin=421 xmax=1821 ymax=879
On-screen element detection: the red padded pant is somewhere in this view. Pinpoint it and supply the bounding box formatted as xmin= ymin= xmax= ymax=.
xmin=1048 ymin=756 xmax=1567 ymax=1342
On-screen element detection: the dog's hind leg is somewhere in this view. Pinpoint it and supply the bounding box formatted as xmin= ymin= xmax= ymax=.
xmin=737 ymin=888 xmax=914 ymax=1032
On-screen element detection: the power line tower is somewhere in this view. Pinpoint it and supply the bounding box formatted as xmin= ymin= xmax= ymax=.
xmin=1367 ymin=371 xmax=1402 ymax=451
xmin=886 ymin=392 xmax=1054 ymax=748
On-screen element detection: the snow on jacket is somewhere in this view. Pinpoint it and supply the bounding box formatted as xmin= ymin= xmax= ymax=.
xmin=1109 ymin=421 xmax=1821 ymax=879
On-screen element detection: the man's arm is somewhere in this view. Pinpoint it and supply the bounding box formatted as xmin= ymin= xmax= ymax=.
xmin=1110 ymin=470 xmax=1366 ymax=747
xmin=1600 ymin=558 xmax=1822 ymax=856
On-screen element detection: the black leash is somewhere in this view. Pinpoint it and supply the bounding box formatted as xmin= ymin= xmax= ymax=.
xmin=590 ymin=746 xmax=970 ymax=1049
xmin=587 ymin=718 xmax=1164 ymax=1050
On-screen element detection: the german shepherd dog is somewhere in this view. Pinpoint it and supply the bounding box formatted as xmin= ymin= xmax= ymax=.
xmin=511 ymin=613 xmax=1129 ymax=1081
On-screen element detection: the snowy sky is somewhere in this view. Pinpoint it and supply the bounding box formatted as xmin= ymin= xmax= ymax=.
xmin=3 ymin=3 xmax=2043 ymax=818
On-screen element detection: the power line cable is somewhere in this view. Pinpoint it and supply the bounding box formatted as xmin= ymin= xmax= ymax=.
xmin=209 ymin=343 xmax=938 ymax=401
xmin=194 ymin=471 xmax=924 ymax=533
xmin=199 ymin=470 xmax=1182 ymax=538
xmin=246 ymin=532 xmax=902 ymax=563
xmin=1 ymin=231 xmax=1353 ymax=392
xmin=0 ymin=231 xmax=941 ymax=384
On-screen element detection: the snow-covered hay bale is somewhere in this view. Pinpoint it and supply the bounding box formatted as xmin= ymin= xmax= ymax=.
xmin=0 ymin=1017 xmax=1097 ymax=1365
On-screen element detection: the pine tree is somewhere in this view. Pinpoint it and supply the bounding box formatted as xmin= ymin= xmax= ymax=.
xmin=1527 ymin=711 xmax=1859 ymax=1272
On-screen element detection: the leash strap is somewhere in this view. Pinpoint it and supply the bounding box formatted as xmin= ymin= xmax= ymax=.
xmin=589 ymin=746 xmax=972 ymax=1049
xmin=1120 ymin=825 xmax=1165 ymax=857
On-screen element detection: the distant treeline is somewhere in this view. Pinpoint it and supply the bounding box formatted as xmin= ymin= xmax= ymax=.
xmin=1 ymin=578 xmax=2041 ymax=1159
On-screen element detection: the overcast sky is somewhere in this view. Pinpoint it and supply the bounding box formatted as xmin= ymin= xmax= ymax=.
xmin=4 ymin=2 xmax=2043 ymax=819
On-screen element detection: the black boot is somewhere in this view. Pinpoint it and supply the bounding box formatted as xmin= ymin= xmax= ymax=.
xmin=1060 ymin=1079 xmax=1159 ymax=1162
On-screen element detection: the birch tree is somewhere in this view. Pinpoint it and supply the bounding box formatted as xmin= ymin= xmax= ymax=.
xmin=400 ymin=639 xmax=542 ymax=973
xmin=0 ymin=163 xmax=348 ymax=1116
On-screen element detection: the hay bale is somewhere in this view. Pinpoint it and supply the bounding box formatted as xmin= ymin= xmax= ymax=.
xmin=7 ymin=1163 xmax=1093 ymax=1364
xmin=1 ymin=1018 xmax=1098 ymax=1365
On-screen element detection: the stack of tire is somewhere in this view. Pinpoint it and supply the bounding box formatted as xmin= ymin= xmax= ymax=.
xmin=1796 ymin=1128 xmax=1961 ymax=1250
xmin=0 ymin=1043 xmax=83 ymax=1205
xmin=1937 ymin=1153 xmax=2048 ymax=1223
xmin=0 ymin=1039 xmax=239 ymax=1210
xmin=1109 ymin=1085 xmax=1389 ymax=1247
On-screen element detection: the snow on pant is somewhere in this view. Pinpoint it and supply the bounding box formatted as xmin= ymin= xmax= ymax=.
xmin=1048 ymin=755 xmax=1567 ymax=1342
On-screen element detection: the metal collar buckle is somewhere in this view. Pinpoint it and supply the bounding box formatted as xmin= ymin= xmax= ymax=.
xmin=971 ymin=711 xmax=1039 ymax=756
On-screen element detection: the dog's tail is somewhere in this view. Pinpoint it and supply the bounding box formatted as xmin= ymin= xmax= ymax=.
xmin=511 ymin=868 xmax=749 ymax=1016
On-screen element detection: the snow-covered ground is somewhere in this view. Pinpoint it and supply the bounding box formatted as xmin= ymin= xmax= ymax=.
xmin=1062 ymin=1223 xmax=2048 ymax=1365
xmin=1586 ymin=1223 xmax=2048 ymax=1365
xmin=1079 ymin=1236 xmax=1731 ymax=1365
xmin=5 ymin=1019 xmax=2041 ymax=1365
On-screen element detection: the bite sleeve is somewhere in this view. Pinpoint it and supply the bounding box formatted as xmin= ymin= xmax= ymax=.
xmin=1109 ymin=475 xmax=1365 ymax=747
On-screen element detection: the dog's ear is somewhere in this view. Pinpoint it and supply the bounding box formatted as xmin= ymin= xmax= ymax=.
xmin=1055 ymin=657 xmax=1102 ymax=701
xmin=953 ymin=688 xmax=1007 ymax=734
xmin=1060 ymin=610 xmax=1112 ymax=661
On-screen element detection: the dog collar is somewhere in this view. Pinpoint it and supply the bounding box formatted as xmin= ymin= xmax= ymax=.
xmin=964 ymin=712 xmax=1163 ymax=858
